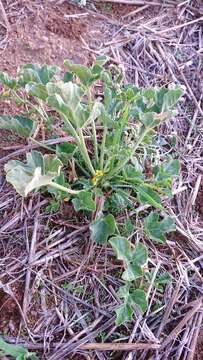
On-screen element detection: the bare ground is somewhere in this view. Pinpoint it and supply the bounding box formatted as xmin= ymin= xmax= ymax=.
xmin=0 ymin=1 xmax=203 ymax=359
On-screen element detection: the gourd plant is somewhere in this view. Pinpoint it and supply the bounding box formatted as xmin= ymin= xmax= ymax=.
xmin=0 ymin=58 xmax=183 ymax=324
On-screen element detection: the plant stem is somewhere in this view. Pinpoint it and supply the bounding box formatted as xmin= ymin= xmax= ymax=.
xmin=100 ymin=126 xmax=107 ymax=170
xmin=49 ymin=181 xmax=81 ymax=195
xmin=30 ymin=137 xmax=55 ymax=152
xmin=92 ymin=119 xmax=99 ymax=165
xmin=107 ymin=127 xmax=149 ymax=177
xmin=78 ymin=128 xmax=95 ymax=176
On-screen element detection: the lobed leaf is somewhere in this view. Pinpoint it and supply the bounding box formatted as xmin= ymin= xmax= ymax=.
xmin=144 ymin=212 xmax=176 ymax=243
xmin=72 ymin=191 xmax=96 ymax=212
xmin=0 ymin=115 xmax=36 ymax=138
xmin=4 ymin=151 xmax=62 ymax=197
xmin=90 ymin=214 xmax=116 ymax=244
xmin=109 ymin=236 xmax=131 ymax=263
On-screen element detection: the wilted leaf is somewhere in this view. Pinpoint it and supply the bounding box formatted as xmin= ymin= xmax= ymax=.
xmin=64 ymin=60 xmax=94 ymax=86
xmin=72 ymin=191 xmax=96 ymax=212
xmin=115 ymin=304 xmax=133 ymax=326
xmin=90 ymin=214 xmax=116 ymax=244
xmin=144 ymin=212 xmax=176 ymax=243
xmin=137 ymin=185 xmax=163 ymax=210
xmin=5 ymin=151 xmax=62 ymax=197
xmin=130 ymin=289 xmax=148 ymax=314
xmin=0 ymin=115 xmax=36 ymax=138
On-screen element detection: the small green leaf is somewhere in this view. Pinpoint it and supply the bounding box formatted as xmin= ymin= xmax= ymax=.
xmin=25 ymin=82 xmax=48 ymax=100
xmin=5 ymin=151 xmax=62 ymax=197
xmin=130 ymin=289 xmax=148 ymax=314
xmin=109 ymin=236 xmax=131 ymax=262
xmin=122 ymin=263 xmax=142 ymax=281
xmin=115 ymin=304 xmax=133 ymax=326
xmin=132 ymin=243 xmax=148 ymax=266
xmin=0 ymin=115 xmax=36 ymax=138
xmin=0 ymin=72 xmax=17 ymax=89
xmin=56 ymin=142 xmax=76 ymax=163
xmin=162 ymin=88 xmax=184 ymax=112
xmin=137 ymin=186 xmax=163 ymax=210
xmin=72 ymin=191 xmax=96 ymax=212
xmin=154 ymin=159 xmax=180 ymax=185
xmin=144 ymin=212 xmax=176 ymax=243
xmin=90 ymin=214 xmax=116 ymax=244
xmin=19 ymin=64 xmax=60 ymax=85
xmin=64 ymin=60 xmax=93 ymax=86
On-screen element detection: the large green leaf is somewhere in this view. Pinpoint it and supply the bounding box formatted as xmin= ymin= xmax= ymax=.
xmin=72 ymin=191 xmax=96 ymax=212
xmin=115 ymin=304 xmax=133 ymax=326
xmin=144 ymin=212 xmax=176 ymax=243
xmin=5 ymin=151 xmax=62 ymax=197
xmin=0 ymin=115 xmax=36 ymax=138
xmin=109 ymin=236 xmax=131 ymax=262
xmin=0 ymin=337 xmax=38 ymax=360
xmin=47 ymin=81 xmax=83 ymax=109
xmin=137 ymin=185 xmax=163 ymax=210
xmin=90 ymin=214 xmax=116 ymax=244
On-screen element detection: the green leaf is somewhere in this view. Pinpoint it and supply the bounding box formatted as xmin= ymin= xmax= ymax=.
xmin=0 ymin=115 xmax=36 ymax=138
xmin=154 ymin=159 xmax=180 ymax=184
xmin=109 ymin=236 xmax=131 ymax=262
xmin=56 ymin=142 xmax=76 ymax=163
xmin=115 ymin=304 xmax=133 ymax=326
xmin=137 ymin=186 xmax=163 ymax=210
xmin=162 ymin=88 xmax=183 ymax=112
xmin=0 ymin=337 xmax=38 ymax=359
xmin=47 ymin=81 xmax=83 ymax=109
xmin=0 ymin=71 xmax=17 ymax=89
xmin=90 ymin=214 xmax=116 ymax=244
xmin=132 ymin=243 xmax=148 ymax=266
xmin=122 ymin=263 xmax=142 ymax=281
xmin=130 ymin=289 xmax=148 ymax=314
xmin=25 ymin=82 xmax=48 ymax=100
xmin=5 ymin=151 xmax=62 ymax=197
xmin=72 ymin=191 xmax=96 ymax=212
xmin=64 ymin=60 xmax=94 ymax=86
xmin=139 ymin=112 xmax=161 ymax=128
xmin=19 ymin=64 xmax=60 ymax=85
xmin=144 ymin=212 xmax=176 ymax=243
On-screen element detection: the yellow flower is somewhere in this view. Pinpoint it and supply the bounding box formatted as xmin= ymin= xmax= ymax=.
xmin=92 ymin=170 xmax=104 ymax=186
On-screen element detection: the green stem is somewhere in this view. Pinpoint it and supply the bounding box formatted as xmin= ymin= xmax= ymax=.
xmin=78 ymin=128 xmax=95 ymax=176
xmin=107 ymin=127 xmax=149 ymax=177
xmin=92 ymin=119 xmax=99 ymax=165
xmin=100 ymin=126 xmax=107 ymax=170
xmin=49 ymin=181 xmax=81 ymax=195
